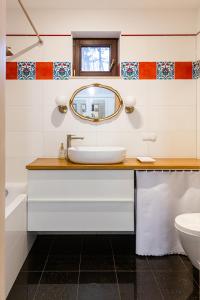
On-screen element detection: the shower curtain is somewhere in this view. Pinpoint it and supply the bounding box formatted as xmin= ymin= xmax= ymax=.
xmin=136 ymin=170 xmax=200 ymax=256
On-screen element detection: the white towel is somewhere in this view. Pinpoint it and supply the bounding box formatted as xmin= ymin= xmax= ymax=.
xmin=136 ymin=171 xmax=200 ymax=256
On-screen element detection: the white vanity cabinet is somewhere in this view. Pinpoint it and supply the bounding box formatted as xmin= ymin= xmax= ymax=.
xmin=28 ymin=170 xmax=134 ymax=232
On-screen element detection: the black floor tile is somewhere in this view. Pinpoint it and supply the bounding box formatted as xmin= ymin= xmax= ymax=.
xmin=148 ymin=255 xmax=187 ymax=272
xmin=80 ymin=255 xmax=114 ymax=271
xmin=155 ymin=271 xmax=200 ymax=300
xmin=7 ymin=285 xmax=37 ymax=300
xmin=54 ymin=234 xmax=83 ymax=241
xmin=29 ymin=237 xmax=52 ymax=255
xmin=82 ymin=235 xmax=112 ymax=255
xmin=21 ymin=254 xmax=47 ymax=272
xmin=78 ymin=272 xmax=120 ymax=300
xmin=50 ymin=237 xmax=82 ymax=255
xmin=11 ymin=271 xmax=42 ymax=285
xmin=192 ymin=268 xmax=200 ymax=287
xmin=180 ymin=255 xmax=194 ymax=270
xmin=7 ymin=272 xmax=41 ymax=300
xmin=115 ymin=255 xmax=150 ymax=271
xmin=180 ymin=256 xmax=200 ymax=287
xmin=8 ymin=235 xmax=200 ymax=300
xmin=111 ymin=235 xmax=135 ymax=255
xmin=44 ymin=255 xmax=80 ymax=271
xmin=40 ymin=271 xmax=79 ymax=284
xmin=117 ymin=271 xmax=163 ymax=300
xmin=34 ymin=272 xmax=78 ymax=300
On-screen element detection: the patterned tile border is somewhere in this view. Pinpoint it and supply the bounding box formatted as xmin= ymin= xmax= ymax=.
xmin=6 ymin=61 xmax=200 ymax=80
xmin=121 ymin=62 xmax=139 ymax=80
xmin=6 ymin=61 xmax=71 ymax=80
xmin=156 ymin=62 xmax=175 ymax=80
xmin=121 ymin=61 xmax=196 ymax=80
xmin=18 ymin=62 xmax=36 ymax=80
xmin=53 ymin=62 xmax=71 ymax=80
xmin=192 ymin=61 xmax=200 ymax=79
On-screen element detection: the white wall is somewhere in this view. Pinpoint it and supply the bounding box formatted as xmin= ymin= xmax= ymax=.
xmin=6 ymin=8 xmax=199 ymax=181
xmin=197 ymin=9 xmax=200 ymax=157
xmin=0 ymin=0 xmax=5 ymax=298
xmin=7 ymin=8 xmax=197 ymax=34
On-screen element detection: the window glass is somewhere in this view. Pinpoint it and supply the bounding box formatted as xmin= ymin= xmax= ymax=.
xmin=73 ymin=38 xmax=118 ymax=76
xmin=81 ymin=47 xmax=110 ymax=72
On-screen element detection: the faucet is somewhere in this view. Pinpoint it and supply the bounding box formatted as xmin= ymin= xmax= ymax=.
xmin=66 ymin=134 xmax=84 ymax=159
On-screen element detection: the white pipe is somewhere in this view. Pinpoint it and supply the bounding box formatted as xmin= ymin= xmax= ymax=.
xmin=17 ymin=0 xmax=43 ymax=44
xmin=6 ymin=41 xmax=41 ymax=61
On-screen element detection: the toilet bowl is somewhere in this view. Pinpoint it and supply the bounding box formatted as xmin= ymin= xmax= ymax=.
xmin=175 ymin=213 xmax=200 ymax=270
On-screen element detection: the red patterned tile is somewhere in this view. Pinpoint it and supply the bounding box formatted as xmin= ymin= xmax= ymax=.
xmin=175 ymin=62 xmax=192 ymax=79
xmin=36 ymin=62 xmax=53 ymax=80
xmin=139 ymin=62 xmax=156 ymax=79
xmin=6 ymin=62 xmax=17 ymax=80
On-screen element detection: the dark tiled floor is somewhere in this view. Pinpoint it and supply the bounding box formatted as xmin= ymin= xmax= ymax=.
xmin=7 ymin=235 xmax=200 ymax=300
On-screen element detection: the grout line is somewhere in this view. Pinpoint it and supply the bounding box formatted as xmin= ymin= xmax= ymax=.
xmin=76 ymin=236 xmax=83 ymax=300
xmin=32 ymin=237 xmax=55 ymax=300
xmin=146 ymin=257 xmax=165 ymax=300
xmin=151 ymin=270 xmax=165 ymax=300
xmin=178 ymin=254 xmax=189 ymax=271
xmin=179 ymin=255 xmax=200 ymax=287
xmin=110 ymin=238 xmax=121 ymax=300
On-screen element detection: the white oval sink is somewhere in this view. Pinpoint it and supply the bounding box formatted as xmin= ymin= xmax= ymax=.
xmin=68 ymin=146 xmax=126 ymax=164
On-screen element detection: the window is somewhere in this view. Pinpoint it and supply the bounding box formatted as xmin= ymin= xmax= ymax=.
xmin=73 ymin=38 xmax=118 ymax=76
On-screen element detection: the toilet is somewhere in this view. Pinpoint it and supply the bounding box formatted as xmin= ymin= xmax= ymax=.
xmin=175 ymin=213 xmax=200 ymax=270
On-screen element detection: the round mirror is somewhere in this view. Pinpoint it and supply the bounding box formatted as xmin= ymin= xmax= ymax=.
xmin=69 ymin=83 xmax=123 ymax=122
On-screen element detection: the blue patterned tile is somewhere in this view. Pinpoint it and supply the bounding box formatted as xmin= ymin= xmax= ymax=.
xmin=192 ymin=60 xmax=200 ymax=79
xmin=17 ymin=62 xmax=35 ymax=80
xmin=53 ymin=62 xmax=71 ymax=80
xmin=121 ymin=62 xmax=139 ymax=80
xmin=156 ymin=62 xmax=175 ymax=80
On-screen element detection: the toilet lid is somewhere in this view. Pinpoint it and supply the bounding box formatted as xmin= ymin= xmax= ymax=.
xmin=175 ymin=213 xmax=200 ymax=237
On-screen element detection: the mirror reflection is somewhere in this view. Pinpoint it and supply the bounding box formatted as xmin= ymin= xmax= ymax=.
xmin=70 ymin=84 xmax=123 ymax=122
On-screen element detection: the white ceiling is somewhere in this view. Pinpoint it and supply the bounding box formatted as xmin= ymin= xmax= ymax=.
xmin=6 ymin=0 xmax=200 ymax=9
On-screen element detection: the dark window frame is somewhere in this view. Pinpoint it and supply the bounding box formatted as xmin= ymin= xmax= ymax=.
xmin=73 ymin=38 xmax=118 ymax=77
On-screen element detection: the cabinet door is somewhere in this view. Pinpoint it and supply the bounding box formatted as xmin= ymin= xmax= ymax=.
xmin=28 ymin=170 xmax=134 ymax=231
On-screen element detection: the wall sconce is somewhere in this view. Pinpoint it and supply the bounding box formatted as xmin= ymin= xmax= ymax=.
xmin=124 ymin=96 xmax=136 ymax=113
xmin=55 ymin=96 xmax=68 ymax=113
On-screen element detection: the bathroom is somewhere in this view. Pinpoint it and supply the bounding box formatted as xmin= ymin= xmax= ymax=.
xmin=0 ymin=0 xmax=200 ymax=299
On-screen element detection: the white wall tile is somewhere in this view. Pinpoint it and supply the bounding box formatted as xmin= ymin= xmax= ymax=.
xmin=6 ymin=156 xmax=35 ymax=182
xmin=43 ymin=105 xmax=98 ymax=132
xmin=147 ymin=81 xmax=196 ymax=106
xmin=197 ymin=78 xmax=200 ymax=158
xmin=95 ymin=107 xmax=147 ymax=132
xmin=6 ymin=157 xmax=33 ymax=182
xmin=42 ymin=37 xmax=72 ymax=61
xmin=43 ymin=131 xmax=98 ymax=157
xmin=147 ymin=106 xmax=196 ymax=132
xmin=6 ymin=133 xmax=44 ymax=158
xmin=148 ymin=131 xmax=196 ymax=158
xmin=197 ymin=130 xmax=200 ymax=159
xmin=5 ymin=8 xmax=200 ymax=181
xmin=43 ymin=80 xmax=73 ymax=107
xmin=197 ymin=33 xmax=200 ymax=60
xmin=6 ymin=106 xmax=43 ymax=132
xmin=120 ymin=36 xmax=196 ymax=61
xmin=96 ymin=131 xmax=148 ymax=157
xmin=6 ymin=37 xmax=45 ymax=62
xmin=6 ymin=81 xmax=43 ymax=106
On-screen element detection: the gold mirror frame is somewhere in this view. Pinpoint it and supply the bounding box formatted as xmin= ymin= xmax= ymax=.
xmin=69 ymin=83 xmax=123 ymax=122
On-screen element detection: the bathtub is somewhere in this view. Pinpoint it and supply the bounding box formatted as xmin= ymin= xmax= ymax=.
xmin=5 ymin=183 xmax=36 ymax=298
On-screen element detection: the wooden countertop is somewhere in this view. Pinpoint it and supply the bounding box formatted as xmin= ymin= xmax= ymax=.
xmin=26 ymin=158 xmax=200 ymax=170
